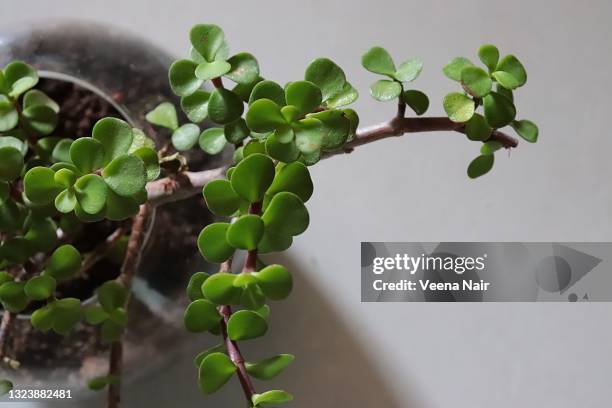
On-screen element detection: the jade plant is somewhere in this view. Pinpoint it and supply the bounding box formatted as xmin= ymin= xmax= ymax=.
xmin=0 ymin=23 xmax=538 ymax=407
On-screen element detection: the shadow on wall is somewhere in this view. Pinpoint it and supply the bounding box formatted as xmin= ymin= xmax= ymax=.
xmin=69 ymin=252 xmax=415 ymax=407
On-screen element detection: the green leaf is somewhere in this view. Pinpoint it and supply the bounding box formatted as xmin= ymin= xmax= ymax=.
xmin=55 ymin=189 xmax=77 ymax=213
xmin=227 ymin=309 xmax=268 ymax=341
xmin=203 ymin=179 xmax=243 ymax=216
xmin=480 ymin=140 xmax=503 ymax=155
xmin=104 ymin=190 xmax=139 ymax=221
xmin=51 ymin=138 xmax=72 ymax=163
xmin=88 ymin=375 xmax=119 ymax=391
xmin=190 ymin=24 xmax=226 ymax=63
xmin=225 ymin=53 xmax=260 ymax=84
xmin=170 ymin=124 xmax=199 ymax=152
xmin=258 ymin=229 xmax=293 ymax=254
xmin=0 ymin=146 xmax=23 ymax=182
xmin=511 ymin=120 xmax=538 ymax=143
xmin=253 ymin=264 xmax=293 ymax=300
xmin=227 ymin=215 xmax=265 ymax=250
xmin=224 ymin=118 xmax=250 ymax=144
xmin=233 ymin=77 xmax=263 ymax=102
xmin=285 ymin=81 xmax=322 ymax=115
xmin=0 ymin=135 xmax=27 ymax=156
xmin=442 ymin=57 xmax=473 ymax=81
xmin=194 ymin=344 xmax=226 ymax=368
xmin=23 ymin=89 xmax=59 ymax=113
xmin=24 ymin=217 xmax=57 ymax=253
xmin=394 ymin=58 xmax=423 ymax=82
xmin=187 ymin=272 xmax=210 ymax=301
xmin=22 ymin=105 xmax=57 ymax=136
xmin=262 ymin=192 xmax=309 ymax=236
xmin=0 ymin=281 xmax=28 ymax=313
xmin=304 ymin=58 xmax=347 ymax=102
xmin=4 ymin=61 xmax=38 ymax=97
xmin=461 ymin=66 xmax=492 ymax=97
xmin=443 ymin=92 xmax=475 ymax=123
xmin=181 ymin=90 xmax=210 ymax=123
xmin=496 ymin=83 xmax=514 ymax=102
xmin=243 ymin=140 xmax=267 ymax=157
xmin=309 ymin=110 xmax=350 ymax=150
xmin=75 ymin=174 xmax=108 ymax=214
xmin=145 ymin=102 xmax=178 ymax=130
xmin=478 ymin=44 xmax=500 ymax=72
xmin=495 ymin=55 xmax=527 ymax=87
xmin=246 ymin=99 xmax=286 ymax=133
xmin=102 ymin=154 xmax=146 ymax=197
xmin=132 ymin=147 xmax=160 ymax=181
xmin=23 ymin=166 xmax=60 ymax=204
xmin=207 ymin=88 xmax=244 ymax=124
xmin=403 ymin=90 xmax=429 ymax=115
xmin=0 ymin=182 xmax=8 ymax=203
xmin=184 ymin=299 xmax=221 ymax=333
xmin=198 ymin=352 xmax=236 ymax=394
xmin=369 ymin=80 xmax=402 ymax=102
xmin=267 ymin=162 xmax=313 ymax=202
xmin=467 ymin=154 xmax=494 ymax=179
xmin=265 ymin=133 xmax=300 ymax=163
xmin=197 ymin=223 xmax=235 ymax=263
xmin=169 ymin=59 xmax=202 ymax=97
xmin=249 ymin=80 xmax=286 ymax=106
xmin=492 ymin=71 xmax=521 ymax=90
xmin=0 ymin=95 xmax=18 ymax=132
xmin=84 ymin=305 xmax=109 ymax=325
xmin=0 ymin=238 xmax=31 ymax=265
xmin=46 ymin=244 xmax=82 ymax=280
xmin=201 ymin=272 xmax=242 ymax=304
xmin=483 ymin=91 xmax=516 ymax=128
xmin=361 ymin=46 xmax=395 ymax=76
xmin=100 ymin=319 xmax=124 ymax=342
xmin=326 ymin=82 xmax=359 ymax=108
xmin=31 ymin=305 xmax=55 ymax=331
xmin=97 ymin=281 xmax=127 ymax=312
xmin=24 ymin=275 xmax=56 ymax=300
xmin=252 ymin=390 xmax=293 ymax=406
xmin=69 ymin=138 xmax=105 ymax=174
xmin=195 ymin=60 xmax=232 ymax=81
xmin=465 ymin=113 xmax=492 ymax=141
xmin=0 ymin=379 xmax=12 ymax=396
xmin=199 ymin=128 xmax=227 ymax=154
xmin=294 ymin=118 xmax=323 ymax=155
xmin=246 ymin=354 xmax=294 ymax=380
xmin=230 ymin=153 xmax=275 ymax=203
xmin=92 ymin=117 xmax=133 ymax=164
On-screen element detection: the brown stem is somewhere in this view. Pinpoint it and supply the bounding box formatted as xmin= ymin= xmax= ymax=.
xmin=107 ymin=205 xmax=152 ymax=408
xmin=79 ymin=227 xmax=126 ymax=278
xmin=146 ymin=167 xmax=227 ymax=207
xmin=0 ymin=311 xmax=12 ymax=361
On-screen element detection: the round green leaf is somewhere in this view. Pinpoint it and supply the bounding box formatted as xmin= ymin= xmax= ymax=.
xmin=326 ymin=82 xmax=358 ymax=108
xmin=69 ymin=138 xmax=105 ymax=174
xmin=0 ymin=182 xmax=8 ymax=203
xmin=483 ymin=91 xmax=516 ymax=128
xmin=190 ymin=24 xmax=226 ymax=63
xmin=23 ymin=166 xmax=60 ymax=204
xmin=442 ymin=57 xmax=474 ymax=81
xmin=294 ymin=118 xmax=323 ymax=155
xmin=4 ymin=61 xmax=38 ymax=97
xmin=84 ymin=305 xmax=109 ymax=325
xmin=265 ymin=133 xmax=300 ymax=163
xmin=23 ymin=217 xmax=57 ymax=253
xmin=46 ymin=244 xmax=82 ymax=280
xmin=0 ymin=380 xmax=12 ymax=396
xmin=100 ymin=319 xmax=123 ymax=342
xmin=280 ymin=106 xmax=299 ymax=125
xmin=0 ymin=146 xmax=23 ymax=182
xmin=102 ymin=154 xmax=146 ymax=197
xmin=461 ymin=66 xmax=492 ymax=97
xmin=74 ymin=174 xmax=108 ymax=214
xmin=511 ymin=120 xmax=538 ymax=143
xmin=31 ymin=305 xmax=55 ymax=331
xmin=249 ymin=80 xmax=286 ymax=106
xmin=96 ymin=281 xmax=127 ymax=312
xmin=262 ymin=192 xmax=309 ymax=236
xmin=309 ymin=110 xmax=350 ymax=150
xmin=246 ymin=99 xmax=286 ymax=133
xmin=495 ymin=55 xmax=527 ymax=87
xmin=169 ymin=59 xmax=202 ymax=97
xmin=203 ymin=179 xmax=242 ymax=216
xmin=0 ymin=96 xmax=18 ymax=132
xmin=187 ymin=272 xmax=210 ymax=301
xmin=104 ymin=190 xmax=139 ymax=221
xmin=227 ymin=309 xmax=268 ymax=341
xmin=184 ymin=299 xmax=221 ymax=333
xmin=198 ymin=352 xmax=236 ymax=394
xmin=246 ymin=354 xmax=294 ymax=380
xmin=403 ymin=90 xmax=429 ymax=116
xmin=180 ymin=90 xmax=210 ymax=123
xmin=132 ymin=147 xmax=160 ymax=181
xmin=24 ymin=275 xmax=56 ymax=300
xmin=443 ymin=92 xmax=475 ymax=123
xmin=224 ymin=118 xmax=250 ymax=144
xmin=225 ymin=52 xmax=260 ymax=84
xmin=465 ymin=113 xmax=492 ymax=141
xmin=195 ymin=60 xmax=232 ymax=81
xmin=22 ymin=105 xmax=58 ymax=135
xmin=23 ymin=89 xmax=60 ymax=113
xmin=467 ymin=154 xmax=494 ymax=179
xmin=305 ymin=58 xmax=347 ymax=102
xmin=361 ymin=46 xmax=395 ymax=76
xmin=51 ymin=139 xmax=72 ymax=163
xmin=267 ymin=162 xmax=313 ymax=202
xmin=194 ymin=344 xmax=226 ymax=368
xmin=207 ymin=88 xmax=244 ymax=124
xmin=199 ymin=128 xmax=227 ymax=154
xmin=252 ymin=390 xmax=294 ymax=406
xmin=239 ymin=284 xmax=265 ymax=310
xmin=369 ymin=80 xmax=402 ymax=102
xmin=492 ymin=71 xmax=520 ymax=90
xmin=145 ymin=102 xmax=178 ymax=130
xmin=230 ymin=153 xmax=275 ymax=203
xmin=55 ymin=189 xmax=77 ymax=213
xmin=197 ymin=223 xmax=235 ymax=263
xmin=172 ymin=124 xmax=200 ymax=151
xmin=253 ymin=264 xmax=293 ymax=300
xmin=480 ymin=141 xmax=503 ymax=155
xmin=0 ymin=135 xmax=27 ymax=156
xmin=227 ymin=215 xmax=265 ymax=250
xmin=285 ymin=81 xmax=322 ymax=115
xmin=202 ymin=272 xmax=242 ymax=305
xmin=243 ymin=140 xmax=266 ymax=157
xmin=478 ymin=44 xmax=500 ymax=72
xmin=92 ymin=117 xmax=133 ymax=163
xmin=394 ymin=58 xmax=423 ymax=82
xmin=0 ymin=281 xmax=28 ymax=313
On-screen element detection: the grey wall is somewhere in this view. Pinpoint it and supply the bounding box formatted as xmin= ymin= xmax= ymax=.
xmin=1 ymin=0 xmax=611 ymax=407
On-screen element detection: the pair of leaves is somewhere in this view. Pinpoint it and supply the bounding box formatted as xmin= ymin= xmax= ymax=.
xmin=362 ymin=46 xmax=423 ymax=102
xmin=30 ymin=297 xmax=82 ymax=335
xmin=304 ymin=58 xmax=358 ymax=108
xmin=85 ymin=281 xmax=128 ymax=343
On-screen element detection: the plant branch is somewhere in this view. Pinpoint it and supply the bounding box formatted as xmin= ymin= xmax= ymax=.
xmin=107 ymin=205 xmax=152 ymax=408
xmin=79 ymin=227 xmax=126 ymax=277
xmin=146 ymin=167 xmax=227 ymax=207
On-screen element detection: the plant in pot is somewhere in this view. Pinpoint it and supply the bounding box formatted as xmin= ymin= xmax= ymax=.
xmin=0 ymin=22 xmax=538 ymax=407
